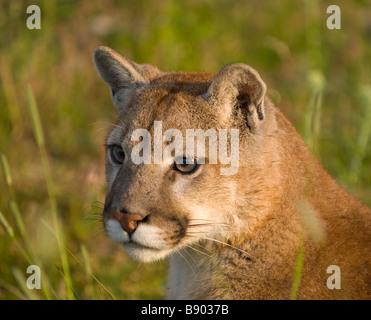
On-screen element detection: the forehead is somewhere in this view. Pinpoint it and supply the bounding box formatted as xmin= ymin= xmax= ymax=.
xmin=108 ymin=75 xmax=220 ymax=144
xmin=133 ymin=88 xmax=209 ymax=130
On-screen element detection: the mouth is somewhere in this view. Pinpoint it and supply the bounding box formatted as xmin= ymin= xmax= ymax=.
xmin=125 ymin=240 xmax=157 ymax=250
xmin=123 ymin=241 xmax=172 ymax=262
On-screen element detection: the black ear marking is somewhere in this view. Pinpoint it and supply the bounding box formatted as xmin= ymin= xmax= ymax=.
xmin=111 ymin=88 xmax=117 ymax=97
xmin=236 ymin=93 xmax=251 ymax=110
xmin=257 ymin=102 xmax=264 ymax=121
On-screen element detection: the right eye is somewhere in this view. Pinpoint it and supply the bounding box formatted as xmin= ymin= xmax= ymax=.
xmin=174 ymin=157 xmax=199 ymax=174
xmin=109 ymin=145 xmax=125 ymax=164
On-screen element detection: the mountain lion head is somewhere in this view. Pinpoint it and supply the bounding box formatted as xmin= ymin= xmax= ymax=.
xmin=93 ymin=46 xmax=276 ymax=263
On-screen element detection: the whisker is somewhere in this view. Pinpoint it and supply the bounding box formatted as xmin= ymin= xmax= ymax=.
xmin=187 ymin=229 xmax=242 ymax=234
xmin=186 ymin=234 xmax=254 ymax=260
xmin=84 ymin=221 xmax=101 ymax=228
xmin=189 ymin=218 xmax=230 ymax=223
xmin=89 ymin=201 xmax=105 ymax=208
xmin=89 ymin=121 xmax=125 ymax=132
xmin=83 ymin=213 xmax=103 ymax=220
xmin=84 ymin=212 xmax=103 ymax=217
xmin=115 ymin=115 xmax=128 ymax=130
xmin=83 ymin=213 xmax=103 ymax=228
xmin=91 ymin=230 xmax=107 ymax=243
xmin=91 ymin=221 xmax=104 ymax=231
xmin=93 ymin=230 xmax=105 ymax=237
xmin=185 ymin=244 xmax=212 ymax=259
xmin=182 ymin=247 xmax=199 ymax=269
xmin=188 ymin=223 xmax=233 ymax=228
xmin=174 ymin=250 xmax=196 ymax=275
xmin=91 ymin=207 xmax=104 ymax=211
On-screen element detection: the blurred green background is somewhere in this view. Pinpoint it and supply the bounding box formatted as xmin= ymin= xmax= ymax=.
xmin=0 ymin=0 xmax=370 ymax=299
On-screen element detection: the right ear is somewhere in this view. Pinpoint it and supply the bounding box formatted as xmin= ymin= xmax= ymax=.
xmin=93 ymin=46 xmax=148 ymax=110
xmin=203 ymin=63 xmax=267 ymax=133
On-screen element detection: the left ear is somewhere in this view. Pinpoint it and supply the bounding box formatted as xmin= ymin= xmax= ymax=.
xmin=203 ymin=63 xmax=267 ymax=132
xmin=93 ymin=46 xmax=162 ymax=111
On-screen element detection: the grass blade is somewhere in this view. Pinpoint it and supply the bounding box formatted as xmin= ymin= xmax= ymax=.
xmin=26 ymin=84 xmax=44 ymax=146
xmin=26 ymin=84 xmax=73 ymax=299
xmin=290 ymin=235 xmax=305 ymax=300
xmin=349 ymin=85 xmax=371 ymax=183
xmin=304 ymin=70 xmax=326 ymax=156
xmin=0 ymin=210 xmax=14 ymax=238
xmin=65 ymin=246 xmax=117 ymax=300
xmin=0 ymin=153 xmax=13 ymax=190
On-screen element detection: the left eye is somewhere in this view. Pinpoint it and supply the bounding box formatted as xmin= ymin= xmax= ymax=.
xmin=109 ymin=145 xmax=125 ymax=164
xmin=174 ymin=157 xmax=199 ymax=174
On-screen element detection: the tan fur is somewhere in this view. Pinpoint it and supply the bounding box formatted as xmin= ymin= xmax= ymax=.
xmin=93 ymin=46 xmax=371 ymax=300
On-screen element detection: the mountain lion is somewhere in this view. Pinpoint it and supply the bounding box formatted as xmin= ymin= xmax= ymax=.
xmin=93 ymin=46 xmax=370 ymax=299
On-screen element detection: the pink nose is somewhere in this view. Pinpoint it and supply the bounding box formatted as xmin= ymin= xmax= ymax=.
xmin=112 ymin=210 xmax=144 ymax=234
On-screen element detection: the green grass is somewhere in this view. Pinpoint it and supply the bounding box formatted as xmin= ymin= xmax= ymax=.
xmin=0 ymin=0 xmax=370 ymax=300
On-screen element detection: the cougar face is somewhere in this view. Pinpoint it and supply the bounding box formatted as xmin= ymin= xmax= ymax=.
xmin=92 ymin=44 xmax=269 ymax=263
xmin=101 ymin=75 xmax=244 ymax=262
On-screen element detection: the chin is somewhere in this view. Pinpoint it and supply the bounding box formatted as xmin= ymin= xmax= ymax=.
xmin=123 ymin=243 xmax=173 ymax=262
xmin=105 ymin=219 xmax=184 ymax=262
